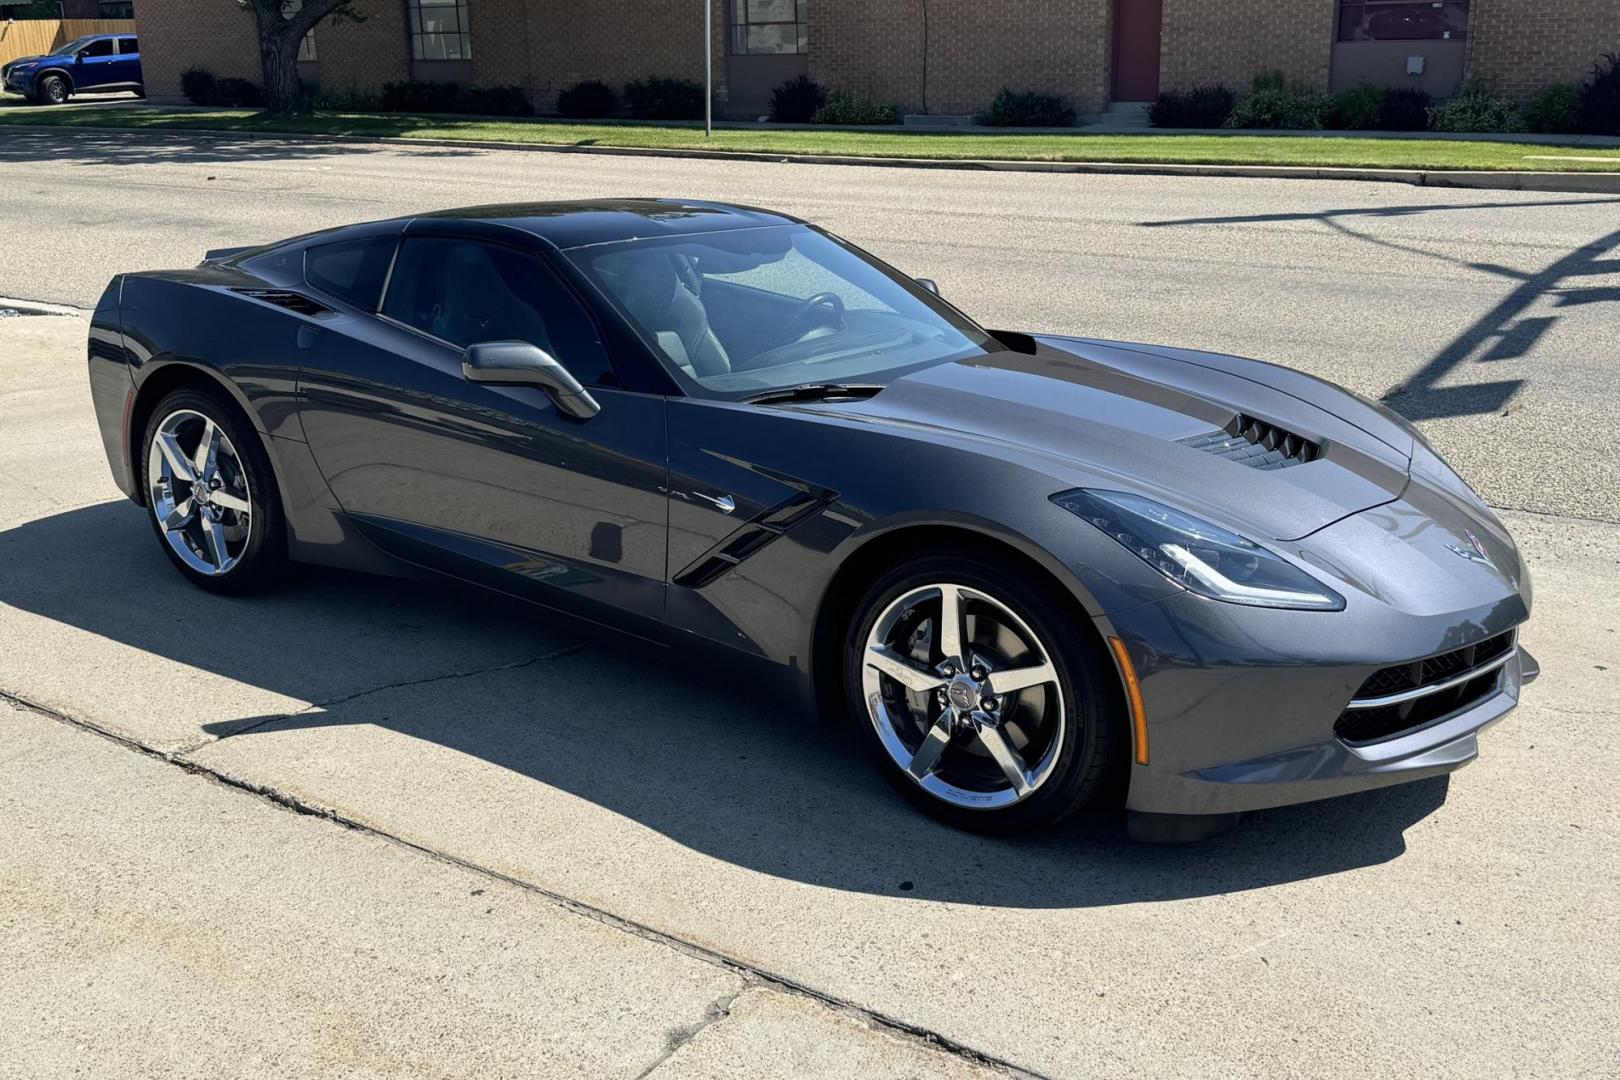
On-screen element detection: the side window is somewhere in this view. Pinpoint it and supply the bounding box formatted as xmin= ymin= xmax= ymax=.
xmin=305 ymin=236 xmax=397 ymax=310
xmin=120 ymin=37 xmax=140 ymax=54
xmin=82 ymin=39 xmax=116 ymax=58
xmin=381 ymin=238 xmax=615 ymax=385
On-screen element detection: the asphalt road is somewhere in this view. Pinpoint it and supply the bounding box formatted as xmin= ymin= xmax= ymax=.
xmin=2 ymin=131 xmax=1617 ymax=1079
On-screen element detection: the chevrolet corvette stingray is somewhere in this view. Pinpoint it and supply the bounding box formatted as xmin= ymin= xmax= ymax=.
xmin=86 ymin=200 xmax=1537 ymax=838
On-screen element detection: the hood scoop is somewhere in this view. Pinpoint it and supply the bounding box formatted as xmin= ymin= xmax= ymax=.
xmin=1179 ymin=413 xmax=1322 ymax=471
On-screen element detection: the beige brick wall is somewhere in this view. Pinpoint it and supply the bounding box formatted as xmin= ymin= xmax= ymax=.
xmin=810 ymin=0 xmax=1111 ymax=116
xmin=524 ymin=0 xmax=727 ymax=109
xmin=1465 ymin=0 xmax=1620 ymax=98
xmin=136 ymin=0 xmax=262 ymax=102
xmin=1160 ymin=0 xmax=1334 ymax=93
xmin=310 ymin=5 xmax=410 ymax=98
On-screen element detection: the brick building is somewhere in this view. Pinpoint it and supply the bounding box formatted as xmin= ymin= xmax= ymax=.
xmin=134 ymin=0 xmax=1620 ymax=117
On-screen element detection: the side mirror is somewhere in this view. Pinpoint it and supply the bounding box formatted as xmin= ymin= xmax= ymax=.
xmin=462 ymin=340 xmax=600 ymax=420
xmin=915 ymin=278 xmax=940 ymax=296
xmin=75 ymin=52 xmax=86 ymax=63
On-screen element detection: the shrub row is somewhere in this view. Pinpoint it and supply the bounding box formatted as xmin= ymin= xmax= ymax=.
xmin=181 ymin=68 xmax=263 ymax=108
xmin=1153 ymin=54 xmax=1620 ymax=136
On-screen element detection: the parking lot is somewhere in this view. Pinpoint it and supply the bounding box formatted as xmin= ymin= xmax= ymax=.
xmin=1 ymin=131 xmax=1617 ymax=1078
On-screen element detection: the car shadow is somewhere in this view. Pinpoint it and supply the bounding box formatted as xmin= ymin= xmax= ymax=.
xmin=1 ymin=501 xmax=1452 ymax=909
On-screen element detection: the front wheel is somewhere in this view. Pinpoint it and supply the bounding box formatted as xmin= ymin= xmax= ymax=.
xmin=140 ymin=388 xmax=288 ymax=594
xmin=35 ymin=74 xmax=68 ymax=105
xmin=843 ymin=551 xmax=1122 ymax=834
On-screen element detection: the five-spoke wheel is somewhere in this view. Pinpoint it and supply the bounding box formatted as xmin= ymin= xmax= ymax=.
xmin=140 ymin=388 xmax=287 ymax=594
xmin=846 ymin=551 xmax=1120 ymax=832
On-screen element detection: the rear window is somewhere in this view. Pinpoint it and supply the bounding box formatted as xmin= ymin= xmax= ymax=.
xmin=305 ymin=236 xmax=397 ymax=310
xmin=119 ymin=37 xmax=139 ymax=54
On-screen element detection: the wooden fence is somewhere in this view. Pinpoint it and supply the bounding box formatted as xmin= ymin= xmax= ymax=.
xmin=0 ymin=19 xmax=137 ymax=68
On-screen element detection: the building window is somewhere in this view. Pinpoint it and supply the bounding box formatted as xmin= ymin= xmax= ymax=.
xmin=1338 ymin=1 xmax=1469 ymax=42
xmin=730 ymin=0 xmax=807 ymax=55
xmin=99 ymin=1 xmax=134 ymax=17
xmin=408 ymin=0 xmax=472 ymax=61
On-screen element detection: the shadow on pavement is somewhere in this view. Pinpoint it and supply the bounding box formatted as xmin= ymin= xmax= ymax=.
xmin=1141 ymin=200 xmax=1620 ymax=423
xmin=0 ymin=127 xmax=483 ymax=166
xmin=2 ymin=500 xmax=1452 ymax=909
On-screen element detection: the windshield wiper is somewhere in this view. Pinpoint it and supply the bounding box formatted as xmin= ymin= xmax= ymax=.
xmin=741 ymin=383 xmax=885 ymax=405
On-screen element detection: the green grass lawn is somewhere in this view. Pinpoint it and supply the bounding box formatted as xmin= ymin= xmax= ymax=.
xmin=3 ymin=102 xmax=1619 ymax=172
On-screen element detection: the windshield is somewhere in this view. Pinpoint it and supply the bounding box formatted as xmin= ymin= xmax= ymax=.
xmin=565 ymin=225 xmax=995 ymax=398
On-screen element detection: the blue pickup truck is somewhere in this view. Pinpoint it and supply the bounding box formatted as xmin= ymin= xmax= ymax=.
xmin=2 ymin=33 xmax=143 ymax=105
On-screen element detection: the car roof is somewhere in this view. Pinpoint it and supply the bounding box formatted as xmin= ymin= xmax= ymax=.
xmin=407 ymin=199 xmax=805 ymax=250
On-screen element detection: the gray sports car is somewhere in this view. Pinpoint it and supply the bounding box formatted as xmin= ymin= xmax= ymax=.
xmin=87 ymin=200 xmax=1537 ymax=839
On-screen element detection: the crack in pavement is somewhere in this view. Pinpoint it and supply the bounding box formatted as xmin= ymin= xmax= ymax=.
xmin=0 ymin=686 xmax=1047 ymax=1080
xmin=175 ymin=642 xmax=588 ymax=751
xmin=633 ymin=988 xmax=746 ymax=1080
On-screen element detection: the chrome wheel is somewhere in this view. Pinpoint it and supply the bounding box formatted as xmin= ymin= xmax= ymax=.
xmin=146 ymin=408 xmax=253 ymax=577
xmin=861 ymin=583 xmax=1065 ymax=810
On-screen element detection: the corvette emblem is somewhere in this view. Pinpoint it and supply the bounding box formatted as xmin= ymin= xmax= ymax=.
xmin=1448 ymin=530 xmax=1495 ymax=569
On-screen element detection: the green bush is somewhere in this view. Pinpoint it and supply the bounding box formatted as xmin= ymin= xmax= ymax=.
xmin=180 ymin=67 xmax=215 ymax=106
xmin=1377 ymin=87 xmax=1432 ymax=131
xmin=624 ymin=76 xmax=706 ymax=120
xmin=1224 ymin=72 xmax=1334 ymax=130
xmin=812 ymin=90 xmax=901 ymax=125
xmin=1148 ymin=85 xmax=1235 ymax=128
xmin=459 ymin=85 xmax=533 ymax=117
xmin=976 ymin=87 xmax=1076 ymax=127
xmin=1522 ymin=83 xmax=1583 ymax=134
xmin=380 ymin=79 xmax=461 ymax=113
xmin=1578 ymin=53 xmax=1620 ymax=135
xmin=556 ymin=80 xmax=618 ymax=119
xmin=1427 ymin=78 xmax=1524 ymax=132
xmin=1332 ymin=83 xmax=1387 ymax=130
xmin=310 ymin=87 xmax=382 ymax=112
xmin=205 ymin=77 xmax=263 ymax=108
xmin=768 ymin=74 xmax=825 ymax=122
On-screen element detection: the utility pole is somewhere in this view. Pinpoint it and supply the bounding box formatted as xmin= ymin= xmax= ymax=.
xmin=704 ymin=0 xmax=713 ymax=136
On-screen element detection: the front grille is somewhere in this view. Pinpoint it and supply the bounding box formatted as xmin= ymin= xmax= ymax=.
xmin=1179 ymin=413 xmax=1322 ymax=471
xmin=1334 ymin=630 xmax=1516 ymax=744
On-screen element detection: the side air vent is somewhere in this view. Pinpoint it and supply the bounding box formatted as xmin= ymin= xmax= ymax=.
xmin=673 ymin=491 xmax=834 ymax=589
xmin=230 ymin=289 xmax=335 ymax=318
xmin=1179 ymin=413 xmax=1322 ymax=471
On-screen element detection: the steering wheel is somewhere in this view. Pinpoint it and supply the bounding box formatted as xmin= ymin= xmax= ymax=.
xmin=787 ymin=292 xmax=846 ymax=339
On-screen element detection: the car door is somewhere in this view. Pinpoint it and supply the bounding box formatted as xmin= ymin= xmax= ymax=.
xmin=73 ymin=37 xmax=117 ymax=90
xmin=295 ymin=230 xmax=670 ymax=637
xmin=112 ymin=36 xmax=141 ymax=88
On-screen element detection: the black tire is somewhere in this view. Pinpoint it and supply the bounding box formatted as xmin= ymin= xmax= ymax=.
xmin=842 ymin=549 xmax=1122 ymax=834
xmin=138 ymin=386 xmax=289 ymax=595
xmin=35 ymin=74 xmax=68 ymax=106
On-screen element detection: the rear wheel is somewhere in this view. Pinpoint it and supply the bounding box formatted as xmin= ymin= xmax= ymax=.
xmin=843 ymin=551 xmax=1121 ymax=834
xmin=35 ymin=74 xmax=68 ymax=105
xmin=140 ymin=387 xmax=288 ymax=595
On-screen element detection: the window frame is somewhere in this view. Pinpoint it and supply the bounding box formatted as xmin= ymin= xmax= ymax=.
xmin=729 ymin=0 xmax=807 ymax=56
xmin=1336 ymin=0 xmax=1470 ymax=43
xmin=406 ymin=0 xmax=473 ymax=62
xmin=376 ymin=235 xmax=620 ymax=387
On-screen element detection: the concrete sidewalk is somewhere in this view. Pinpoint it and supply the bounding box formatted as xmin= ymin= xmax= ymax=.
xmin=0 ymin=702 xmax=999 ymax=1080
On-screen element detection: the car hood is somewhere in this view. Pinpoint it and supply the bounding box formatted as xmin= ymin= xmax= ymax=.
xmin=824 ymin=335 xmax=1415 ymax=542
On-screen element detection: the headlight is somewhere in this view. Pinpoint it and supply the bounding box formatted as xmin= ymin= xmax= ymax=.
xmin=1053 ymin=489 xmax=1345 ymax=611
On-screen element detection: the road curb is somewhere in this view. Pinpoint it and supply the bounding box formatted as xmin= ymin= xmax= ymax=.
xmin=7 ymin=122 xmax=1620 ymax=194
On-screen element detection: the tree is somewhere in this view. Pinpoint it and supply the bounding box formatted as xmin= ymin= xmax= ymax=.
xmin=238 ymin=0 xmax=356 ymax=113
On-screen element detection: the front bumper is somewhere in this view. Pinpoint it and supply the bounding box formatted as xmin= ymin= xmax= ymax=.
xmin=3 ymin=69 xmax=37 ymax=95
xmin=1105 ymin=482 xmax=1534 ymax=820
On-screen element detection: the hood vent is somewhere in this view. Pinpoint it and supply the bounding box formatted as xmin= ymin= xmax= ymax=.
xmin=1179 ymin=413 xmax=1322 ymax=471
xmin=230 ymin=289 xmax=335 ymax=318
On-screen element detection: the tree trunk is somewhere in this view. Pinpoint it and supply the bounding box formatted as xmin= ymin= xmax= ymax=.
xmin=254 ymin=9 xmax=305 ymax=113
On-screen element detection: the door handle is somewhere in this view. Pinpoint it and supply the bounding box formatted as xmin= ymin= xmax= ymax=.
xmin=296 ymin=324 xmax=322 ymax=351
